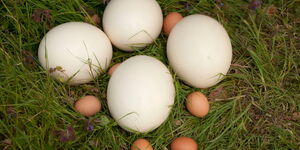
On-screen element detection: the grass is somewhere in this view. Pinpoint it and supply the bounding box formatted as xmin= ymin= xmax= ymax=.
xmin=0 ymin=0 xmax=299 ymax=149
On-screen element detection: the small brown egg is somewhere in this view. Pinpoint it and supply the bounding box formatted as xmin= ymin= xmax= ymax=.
xmin=108 ymin=63 xmax=121 ymax=76
xmin=163 ymin=12 xmax=183 ymax=35
xmin=75 ymin=96 xmax=101 ymax=117
xmin=186 ymin=92 xmax=209 ymax=118
xmin=171 ymin=136 xmax=198 ymax=150
xmin=131 ymin=138 xmax=153 ymax=150
xmin=91 ymin=14 xmax=101 ymax=25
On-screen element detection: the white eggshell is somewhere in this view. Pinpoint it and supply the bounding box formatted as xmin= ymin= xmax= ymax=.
xmin=103 ymin=0 xmax=163 ymax=51
xmin=38 ymin=22 xmax=112 ymax=85
xmin=107 ymin=55 xmax=175 ymax=133
xmin=167 ymin=14 xmax=232 ymax=88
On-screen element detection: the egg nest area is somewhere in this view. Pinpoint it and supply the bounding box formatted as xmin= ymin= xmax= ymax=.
xmin=0 ymin=0 xmax=299 ymax=150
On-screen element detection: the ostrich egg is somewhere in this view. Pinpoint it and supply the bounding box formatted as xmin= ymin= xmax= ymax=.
xmin=38 ymin=22 xmax=112 ymax=85
xmin=167 ymin=14 xmax=232 ymax=88
xmin=103 ymin=0 xmax=163 ymax=51
xmin=107 ymin=55 xmax=175 ymax=133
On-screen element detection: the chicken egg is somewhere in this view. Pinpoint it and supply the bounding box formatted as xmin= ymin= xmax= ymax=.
xmin=186 ymin=92 xmax=209 ymax=118
xmin=108 ymin=63 xmax=121 ymax=76
xmin=171 ymin=136 xmax=198 ymax=150
xmin=131 ymin=138 xmax=153 ymax=150
xmin=75 ymin=96 xmax=101 ymax=117
xmin=163 ymin=12 xmax=183 ymax=35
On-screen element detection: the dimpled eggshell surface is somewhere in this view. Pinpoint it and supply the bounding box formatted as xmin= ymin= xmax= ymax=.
xmin=103 ymin=0 xmax=163 ymax=51
xmin=107 ymin=55 xmax=175 ymax=133
xmin=167 ymin=14 xmax=232 ymax=88
xmin=38 ymin=22 xmax=112 ymax=85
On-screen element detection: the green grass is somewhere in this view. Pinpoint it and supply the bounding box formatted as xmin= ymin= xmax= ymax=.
xmin=0 ymin=0 xmax=299 ymax=149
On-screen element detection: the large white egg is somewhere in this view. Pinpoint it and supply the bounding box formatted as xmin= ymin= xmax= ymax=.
xmin=38 ymin=22 xmax=112 ymax=85
xmin=107 ymin=55 xmax=175 ymax=133
xmin=167 ymin=14 xmax=232 ymax=88
xmin=103 ymin=0 xmax=163 ymax=51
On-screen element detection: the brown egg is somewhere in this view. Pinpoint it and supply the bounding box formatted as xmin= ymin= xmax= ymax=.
xmin=75 ymin=96 xmax=101 ymax=117
xmin=91 ymin=14 xmax=101 ymax=25
xmin=108 ymin=63 xmax=121 ymax=76
xmin=131 ymin=138 xmax=153 ymax=150
xmin=171 ymin=136 xmax=198 ymax=150
xmin=186 ymin=92 xmax=209 ymax=118
xmin=163 ymin=12 xmax=183 ymax=35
